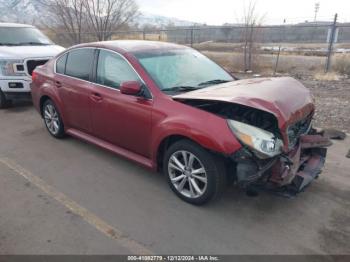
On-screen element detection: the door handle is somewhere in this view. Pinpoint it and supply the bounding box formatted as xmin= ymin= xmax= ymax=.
xmin=55 ymin=81 xmax=62 ymax=88
xmin=90 ymin=92 xmax=103 ymax=102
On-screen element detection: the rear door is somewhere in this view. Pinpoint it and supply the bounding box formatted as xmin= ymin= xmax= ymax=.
xmin=89 ymin=49 xmax=153 ymax=158
xmin=54 ymin=48 xmax=95 ymax=133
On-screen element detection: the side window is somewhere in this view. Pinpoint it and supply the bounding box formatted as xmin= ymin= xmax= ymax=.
xmin=65 ymin=49 xmax=95 ymax=81
xmin=56 ymin=53 xmax=67 ymax=74
xmin=96 ymin=50 xmax=140 ymax=89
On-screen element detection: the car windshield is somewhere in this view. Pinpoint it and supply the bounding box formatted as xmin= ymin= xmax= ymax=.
xmin=0 ymin=27 xmax=53 ymax=46
xmin=134 ymin=48 xmax=234 ymax=93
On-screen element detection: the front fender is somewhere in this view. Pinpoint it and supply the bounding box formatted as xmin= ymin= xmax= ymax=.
xmin=151 ymin=114 xmax=242 ymax=167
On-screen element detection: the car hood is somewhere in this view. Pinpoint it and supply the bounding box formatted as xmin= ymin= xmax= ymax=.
xmin=173 ymin=77 xmax=314 ymax=128
xmin=0 ymin=45 xmax=65 ymax=60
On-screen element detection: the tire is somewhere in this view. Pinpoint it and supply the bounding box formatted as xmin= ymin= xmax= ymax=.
xmin=0 ymin=90 xmax=11 ymax=109
xmin=42 ymin=99 xmax=65 ymax=138
xmin=163 ymin=139 xmax=226 ymax=205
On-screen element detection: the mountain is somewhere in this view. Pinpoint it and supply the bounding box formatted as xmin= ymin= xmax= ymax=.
xmin=0 ymin=0 xmax=45 ymax=24
xmin=0 ymin=0 xmax=197 ymax=28
xmin=134 ymin=12 xmax=199 ymax=28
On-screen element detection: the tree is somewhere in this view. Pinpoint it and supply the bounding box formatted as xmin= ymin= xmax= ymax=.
xmin=240 ymin=1 xmax=265 ymax=72
xmin=84 ymin=0 xmax=139 ymax=41
xmin=39 ymin=0 xmax=86 ymax=44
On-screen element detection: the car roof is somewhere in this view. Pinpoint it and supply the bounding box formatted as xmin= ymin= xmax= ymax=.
xmin=73 ymin=40 xmax=189 ymax=53
xmin=0 ymin=22 xmax=34 ymax=28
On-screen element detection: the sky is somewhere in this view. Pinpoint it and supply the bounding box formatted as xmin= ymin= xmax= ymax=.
xmin=136 ymin=0 xmax=350 ymax=25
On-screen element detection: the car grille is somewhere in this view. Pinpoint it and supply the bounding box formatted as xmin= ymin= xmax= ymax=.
xmin=26 ymin=60 xmax=48 ymax=75
xmin=287 ymin=114 xmax=312 ymax=148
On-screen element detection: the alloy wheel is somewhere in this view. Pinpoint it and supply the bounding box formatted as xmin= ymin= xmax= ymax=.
xmin=168 ymin=150 xmax=208 ymax=199
xmin=44 ymin=104 xmax=60 ymax=135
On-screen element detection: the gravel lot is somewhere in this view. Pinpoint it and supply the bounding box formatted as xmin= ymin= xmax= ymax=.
xmin=301 ymin=76 xmax=350 ymax=133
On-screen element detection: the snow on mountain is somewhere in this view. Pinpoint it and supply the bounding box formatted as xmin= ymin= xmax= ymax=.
xmin=0 ymin=0 xmax=197 ymax=28
xmin=134 ymin=12 xmax=198 ymax=28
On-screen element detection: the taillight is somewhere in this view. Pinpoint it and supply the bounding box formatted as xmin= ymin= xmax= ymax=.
xmin=32 ymin=71 xmax=37 ymax=82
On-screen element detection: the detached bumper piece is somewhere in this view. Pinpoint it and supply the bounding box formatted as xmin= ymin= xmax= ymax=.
xmin=233 ymin=134 xmax=332 ymax=198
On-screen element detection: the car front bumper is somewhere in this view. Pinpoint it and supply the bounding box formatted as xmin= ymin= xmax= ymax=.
xmin=232 ymin=132 xmax=332 ymax=197
xmin=0 ymin=78 xmax=32 ymax=93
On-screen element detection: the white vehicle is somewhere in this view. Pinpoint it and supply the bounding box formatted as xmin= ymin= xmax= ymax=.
xmin=0 ymin=23 xmax=64 ymax=108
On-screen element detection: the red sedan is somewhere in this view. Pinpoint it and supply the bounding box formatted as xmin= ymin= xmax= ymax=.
xmin=31 ymin=41 xmax=331 ymax=205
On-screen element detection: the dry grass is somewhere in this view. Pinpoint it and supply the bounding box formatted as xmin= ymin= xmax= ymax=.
xmin=314 ymin=72 xmax=341 ymax=81
xmin=334 ymin=54 xmax=350 ymax=75
xmin=203 ymin=51 xmax=326 ymax=74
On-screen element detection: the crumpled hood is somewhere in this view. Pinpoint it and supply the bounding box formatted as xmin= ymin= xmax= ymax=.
xmin=0 ymin=45 xmax=65 ymax=60
xmin=173 ymin=77 xmax=314 ymax=128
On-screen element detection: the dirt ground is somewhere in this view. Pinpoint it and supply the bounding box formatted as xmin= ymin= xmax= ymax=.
xmin=300 ymin=75 xmax=350 ymax=133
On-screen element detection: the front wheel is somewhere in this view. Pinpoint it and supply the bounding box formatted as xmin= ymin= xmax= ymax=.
xmin=163 ymin=140 xmax=226 ymax=205
xmin=0 ymin=90 xmax=11 ymax=109
xmin=42 ymin=99 xmax=65 ymax=138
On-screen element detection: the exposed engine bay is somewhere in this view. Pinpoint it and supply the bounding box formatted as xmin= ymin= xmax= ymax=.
xmin=178 ymin=99 xmax=281 ymax=136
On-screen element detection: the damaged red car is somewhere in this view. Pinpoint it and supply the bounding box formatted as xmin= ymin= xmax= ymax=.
xmin=31 ymin=41 xmax=332 ymax=205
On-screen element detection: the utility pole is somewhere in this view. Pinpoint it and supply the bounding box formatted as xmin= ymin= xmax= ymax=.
xmin=274 ymin=19 xmax=286 ymax=75
xmin=325 ymin=13 xmax=338 ymax=72
xmin=314 ymin=2 xmax=320 ymax=22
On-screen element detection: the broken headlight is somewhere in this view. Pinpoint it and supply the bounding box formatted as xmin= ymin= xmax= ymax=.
xmin=227 ymin=119 xmax=283 ymax=159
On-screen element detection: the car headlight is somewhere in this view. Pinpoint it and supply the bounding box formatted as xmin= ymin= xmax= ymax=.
xmin=227 ymin=119 xmax=283 ymax=159
xmin=0 ymin=59 xmax=26 ymax=76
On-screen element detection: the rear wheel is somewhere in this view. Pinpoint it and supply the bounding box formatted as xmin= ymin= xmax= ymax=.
xmin=0 ymin=90 xmax=11 ymax=109
xmin=42 ymin=99 xmax=65 ymax=138
xmin=163 ymin=139 xmax=226 ymax=205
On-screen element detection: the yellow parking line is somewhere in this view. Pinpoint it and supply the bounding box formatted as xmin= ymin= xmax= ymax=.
xmin=0 ymin=157 xmax=153 ymax=255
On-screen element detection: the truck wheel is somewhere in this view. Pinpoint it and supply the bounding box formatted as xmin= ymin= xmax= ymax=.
xmin=163 ymin=139 xmax=226 ymax=205
xmin=0 ymin=90 xmax=11 ymax=109
xmin=42 ymin=99 xmax=65 ymax=138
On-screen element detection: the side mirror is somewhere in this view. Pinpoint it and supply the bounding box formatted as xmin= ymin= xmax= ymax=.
xmin=120 ymin=81 xmax=142 ymax=96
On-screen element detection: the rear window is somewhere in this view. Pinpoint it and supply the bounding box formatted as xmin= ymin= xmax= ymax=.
xmin=65 ymin=49 xmax=95 ymax=81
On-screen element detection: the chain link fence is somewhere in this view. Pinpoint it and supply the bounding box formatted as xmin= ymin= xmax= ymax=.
xmin=49 ymin=20 xmax=350 ymax=76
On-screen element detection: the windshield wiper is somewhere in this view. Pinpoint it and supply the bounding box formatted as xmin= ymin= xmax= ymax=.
xmin=162 ymin=85 xmax=201 ymax=92
xmin=198 ymin=79 xmax=231 ymax=86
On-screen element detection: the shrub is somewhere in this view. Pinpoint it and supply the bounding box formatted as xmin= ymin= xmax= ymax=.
xmin=334 ymin=55 xmax=350 ymax=75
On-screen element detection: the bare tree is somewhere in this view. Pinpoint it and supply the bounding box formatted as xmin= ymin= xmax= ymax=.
xmin=39 ymin=0 xmax=86 ymax=44
xmin=240 ymin=1 xmax=265 ymax=72
xmin=84 ymin=0 xmax=139 ymax=41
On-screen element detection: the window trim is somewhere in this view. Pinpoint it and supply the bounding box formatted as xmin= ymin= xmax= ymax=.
xmin=63 ymin=48 xmax=96 ymax=82
xmin=54 ymin=47 xmax=153 ymax=100
xmin=94 ymin=49 xmax=140 ymax=90
xmin=54 ymin=47 xmax=96 ymax=82
xmin=55 ymin=53 xmax=68 ymax=75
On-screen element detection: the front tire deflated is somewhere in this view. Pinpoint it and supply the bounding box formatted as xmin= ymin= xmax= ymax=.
xmin=163 ymin=139 xmax=227 ymax=205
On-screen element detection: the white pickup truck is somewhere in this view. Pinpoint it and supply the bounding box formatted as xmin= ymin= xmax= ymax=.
xmin=0 ymin=23 xmax=64 ymax=108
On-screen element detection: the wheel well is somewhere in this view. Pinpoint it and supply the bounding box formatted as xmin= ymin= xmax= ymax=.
xmin=39 ymin=96 xmax=51 ymax=117
xmin=156 ymin=135 xmax=197 ymax=171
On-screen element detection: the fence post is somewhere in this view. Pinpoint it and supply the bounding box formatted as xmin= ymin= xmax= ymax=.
xmin=190 ymin=28 xmax=194 ymax=47
xmin=325 ymin=13 xmax=338 ymax=72
xmin=143 ymin=29 xmax=146 ymax=40
xmin=274 ymin=19 xmax=286 ymax=75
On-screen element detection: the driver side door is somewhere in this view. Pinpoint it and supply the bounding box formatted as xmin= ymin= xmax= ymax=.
xmin=90 ymin=49 xmax=153 ymax=158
